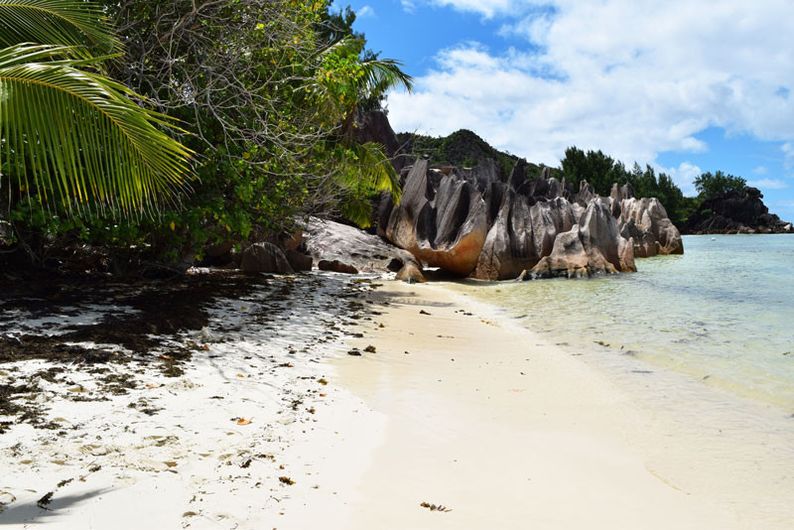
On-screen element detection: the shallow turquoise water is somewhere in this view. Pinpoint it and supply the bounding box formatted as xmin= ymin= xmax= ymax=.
xmin=457 ymin=235 xmax=794 ymax=409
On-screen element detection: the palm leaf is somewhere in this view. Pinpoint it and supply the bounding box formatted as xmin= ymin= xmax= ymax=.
xmin=0 ymin=44 xmax=193 ymax=215
xmin=358 ymin=57 xmax=413 ymax=101
xmin=336 ymin=141 xmax=401 ymax=227
xmin=0 ymin=0 xmax=119 ymax=52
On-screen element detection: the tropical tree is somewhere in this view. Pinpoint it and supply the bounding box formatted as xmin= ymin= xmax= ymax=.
xmin=694 ymin=171 xmax=747 ymax=198
xmin=314 ymin=33 xmax=413 ymax=225
xmin=0 ymin=0 xmax=193 ymax=217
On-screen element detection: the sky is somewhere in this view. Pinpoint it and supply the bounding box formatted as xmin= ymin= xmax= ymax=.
xmin=333 ymin=0 xmax=794 ymax=216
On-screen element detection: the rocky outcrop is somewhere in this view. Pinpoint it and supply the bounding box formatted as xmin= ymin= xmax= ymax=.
xmin=354 ymin=110 xmax=410 ymax=173
xmin=304 ymin=217 xmax=422 ymax=275
xmin=395 ymin=262 xmax=427 ymax=283
xmin=240 ymin=242 xmax=293 ymax=274
xmin=285 ymin=250 xmax=312 ymax=272
xmin=380 ymin=157 xmax=682 ymax=280
xmin=380 ymin=159 xmax=489 ymax=276
xmin=685 ymin=187 xmax=793 ymax=234
xmin=611 ymin=184 xmax=684 ymax=256
xmin=318 ymin=259 xmax=358 ymax=275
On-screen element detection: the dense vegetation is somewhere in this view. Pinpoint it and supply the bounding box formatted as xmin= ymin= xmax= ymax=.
xmin=0 ymin=0 xmax=409 ymax=271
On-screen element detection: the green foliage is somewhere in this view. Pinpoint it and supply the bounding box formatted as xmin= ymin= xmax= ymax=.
xmin=0 ymin=0 xmax=120 ymax=53
xmin=0 ymin=44 xmax=193 ymax=216
xmin=0 ymin=0 xmax=193 ymax=220
xmin=397 ymin=129 xmax=531 ymax=178
xmin=561 ymin=147 xmax=627 ymax=195
xmin=693 ymin=171 xmax=747 ymax=198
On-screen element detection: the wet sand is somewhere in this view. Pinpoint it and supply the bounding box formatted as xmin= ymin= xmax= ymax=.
xmin=278 ymin=280 xmax=794 ymax=530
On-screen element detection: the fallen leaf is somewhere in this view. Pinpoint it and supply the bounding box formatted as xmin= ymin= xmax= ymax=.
xmin=235 ymin=418 xmax=252 ymax=426
xmin=420 ymin=501 xmax=452 ymax=512
xmin=278 ymin=476 xmax=295 ymax=485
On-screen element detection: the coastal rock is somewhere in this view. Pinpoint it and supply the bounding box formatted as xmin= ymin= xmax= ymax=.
xmin=354 ymin=109 xmax=410 ymax=173
xmin=395 ymin=262 xmax=427 ymax=283
xmin=685 ymin=187 xmax=793 ymax=234
xmin=377 ymin=154 xmax=687 ymax=280
xmin=382 ymin=159 xmax=489 ymax=276
xmin=383 ymin=157 xmax=639 ymax=280
xmin=304 ymin=217 xmax=420 ymax=273
xmin=318 ymin=259 xmax=359 ymax=275
xmin=285 ymin=250 xmax=313 ymax=272
xmin=617 ymin=197 xmax=684 ymax=256
xmin=474 ymin=193 xmax=577 ymax=280
xmin=240 ymin=243 xmax=293 ymax=274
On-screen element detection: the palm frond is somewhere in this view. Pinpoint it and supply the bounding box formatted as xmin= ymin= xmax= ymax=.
xmin=358 ymin=57 xmax=413 ymax=100
xmin=0 ymin=44 xmax=193 ymax=216
xmin=0 ymin=0 xmax=119 ymax=52
xmin=336 ymin=141 xmax=401 ymax=227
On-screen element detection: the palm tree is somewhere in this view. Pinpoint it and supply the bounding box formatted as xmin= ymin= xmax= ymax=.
xmin=0 ymin=0 xmax=193 ymax=216
xmin=318 ymin=36 xmax=413 ymax=227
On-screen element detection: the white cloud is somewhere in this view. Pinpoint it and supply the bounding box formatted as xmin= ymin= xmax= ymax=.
xmin=783 ymin=143 xmax=794 ymax=169
xmin=749 ymin=178 xmax=789 ymax=190
xmin=357 ymin=5 xmax=375 ymax=18
xmin=660 ymin=162 xmax=702 ymax=197
xmin=753 ymin=165 xmax=768 ymax=175
xmin=400 ymin=0 xmax=416 ymax=13
xmin=429 ymin=0 xmax=528 ymax=18
xmin=387 ymin=0 xmax=794 ymax=178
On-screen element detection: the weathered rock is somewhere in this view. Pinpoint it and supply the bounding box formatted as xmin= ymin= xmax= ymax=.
xmin=304 ymin=217 xmax=420 ymax=273
xmin=354 ymin=109 xmax=410 ymax=173
xmin=475 ymin=193 xmax=577 ymax=280
xmin=685 ymin=187 xmax=793 ymax=234
xmin=383 ymin=159 xmax=489 ymax=276
xmin=395 ymin=262 xmax=427 ymax=283
xmin=617 ymin=197 xmax=683 ymax=255
xmin=240 ymin=242 xmax=293 ymax=274
xmin=530 ymin=201 xmax=636 ymax=279
xmin=377 ymin=154 xmax=688 ymax=280
xmin=285 ymin=250 xmax=312 ymax=272
xmin=318 ymin=259 xmax=358 ymax=275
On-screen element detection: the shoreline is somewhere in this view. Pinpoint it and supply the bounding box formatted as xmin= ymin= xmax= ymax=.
xmin=279 ymin=279 xmax=794 ymax=529
xmin=2 ymin=273 xmax=793 ymax=528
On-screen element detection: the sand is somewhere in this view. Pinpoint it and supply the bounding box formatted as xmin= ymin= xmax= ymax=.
xmin=278 ymin=280 xmax=794 ymax=530
xmin=2 ymin=275 xmax=793 ymax=529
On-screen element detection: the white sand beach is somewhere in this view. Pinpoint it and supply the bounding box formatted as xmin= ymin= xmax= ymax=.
xmin=2 ymin=275 xmax=794 ymax=529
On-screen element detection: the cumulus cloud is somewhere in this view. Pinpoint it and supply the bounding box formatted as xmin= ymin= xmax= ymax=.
xmin=387 ymin=0 xmax=794 ymax=177
xmin=783 ymin=143 xmax=794 ymax=169
xmin=357 ymin=5 xmax=375 ymax=18
xmin=749 ymin=178 xmax=789 ymax=190
xmin=429 ymin=0 xmax=530 ymax=18
xmin=400 ymin=0 xmax=416 ymax=14
xmin=660 ymin=162 xmax=702 ymax=196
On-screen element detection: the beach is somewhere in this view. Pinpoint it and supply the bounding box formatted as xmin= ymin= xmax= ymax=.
xmin=280 ymin=279 xmax=794 ymax=529
xmin=2 ymin=273 xmax=794 ymax=529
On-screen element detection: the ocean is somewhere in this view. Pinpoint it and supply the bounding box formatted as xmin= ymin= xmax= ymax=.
xmin=456 ymin=234 xmax=794 ymax=412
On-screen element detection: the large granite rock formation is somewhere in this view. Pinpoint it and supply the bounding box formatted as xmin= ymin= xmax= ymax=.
xmin=304 ymin=217 xmax=423 ymax=278
xmin=610 ymin=183 xmax=684 ymax=257
xmin=685 ymin=187 xmax=793 ymax=234
xmin=380 ymin=159 xmax=489 ymax=276
xmin=379 ymin=157 xmax=683 ymax=280
xmin=241 ymin=242 xmax=294 ymax=274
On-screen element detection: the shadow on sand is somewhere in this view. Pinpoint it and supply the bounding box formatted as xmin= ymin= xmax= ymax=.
xmin=0 ymin=489 xmax=108 ymax=525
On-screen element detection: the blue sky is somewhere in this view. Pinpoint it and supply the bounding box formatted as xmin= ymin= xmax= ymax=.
xmin=334 ymin=0 xmax=794 ymax=217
